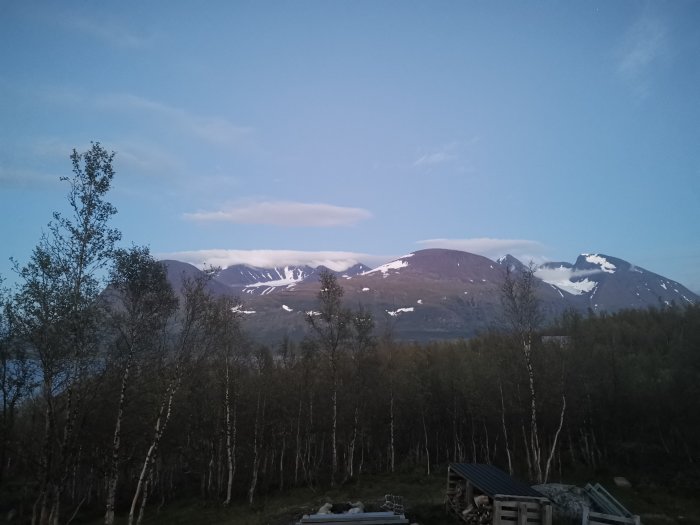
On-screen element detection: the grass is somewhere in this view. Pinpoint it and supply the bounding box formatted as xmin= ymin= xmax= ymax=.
xmin=86 ymin=468 xmax=449 ymax=524
xmin=78 ymin=465 xmax=700 ymax=525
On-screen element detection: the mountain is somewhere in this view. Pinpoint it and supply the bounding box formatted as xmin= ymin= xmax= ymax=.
xmin=535 ymin=253 xmax=696 ymax=312
xmin=161 ymin=259 xmax=232 ymax=297
xmin=159 ymin=250 xmax=698 ymax=342
xmin=215 ymin=262 xmax=370 ymax=295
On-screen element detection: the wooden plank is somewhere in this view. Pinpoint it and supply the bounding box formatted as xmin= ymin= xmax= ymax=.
xmin=493 ymin=499 xmax=502 ymax=525
xmin=518 ymin=502 xmax=528 ymax=525
xmin=497 ymin=509 xmax=540 ymax=519
xmin=498 ymin=503 xmax=541 ymax=511
xmin=582 ymin=508 xmax=641 ymax=525
xmin=542 ymin=503 xmax=552 ymax=525
xmin=498 ymin=514 xmax=540 ymax=522
xmin=585 ymin=484 xmax=633 ymax=518
xmin=494 ymin=495 xmax=548 ymax=505
xmin=589 ymin=517 xmax=639 ymax=525
xmin=588 ymin=512 xmax=639 ymax=524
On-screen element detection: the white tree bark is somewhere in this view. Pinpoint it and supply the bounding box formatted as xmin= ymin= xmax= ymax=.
xmin=128 ymin=366 xmax=180 ymax=525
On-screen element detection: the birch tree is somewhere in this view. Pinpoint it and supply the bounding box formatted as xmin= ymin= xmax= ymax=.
xmin=103 ymin=247 xmax=176 ymax=525
xmin=501 ymin=263 xmax=565 ymax=483
xmin=13 ymin=143 xmax=120 ymax=525
xmin=128 ymin=276 xmax=213 ymax=525
xmin=0 ymin=279 xmax=33 ymax=489
xmin=345 ymin=307 xmax=374 ymax=480
xmin=306 ymin=270 xmax=351 ymax=487
xmin=207 ymin=295 xmax=242 ymax=506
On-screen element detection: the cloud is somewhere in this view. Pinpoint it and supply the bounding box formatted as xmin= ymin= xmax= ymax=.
xmin=157 ymin=249 xmax=389 ymax=272
xmin=184 ymin=201 xmax=373 ymax=227
xmin=109 ymin=140 xmax=184 ymax=178
xmin=616 ymin=13 xmax=667 ymax=99
xmin=95 ymin=93 xmax=251 ymax=147
xmin=414 ymin=142 xmax=459 ymax=167
xmin=416 ymin=237 xmax=546 ymax=262
xmin=29 ymin=137 xmax=182 ymax=181
xmin=0 ymin=166 xmax=61 ymax=189
xmin=64 ymin=14 xmax=153 ymax=49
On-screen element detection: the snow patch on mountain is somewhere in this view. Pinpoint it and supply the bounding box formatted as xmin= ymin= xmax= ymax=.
xmin=583 ymin=254 xmax=616 ymax=273
xmin=536 ymin=266 xmax=599 ymax=295
xmin=282 ymin=304 xmax=293 ymax=312
xmin=231 ymin=305 xmax=256 ymax=314
xmin=242 ymin=266 xmax=307 ymax=291
xmin=386 ymin=307 xmax=414 ymax=317
xmin=363 ymin=254 xmax=412 ymax=277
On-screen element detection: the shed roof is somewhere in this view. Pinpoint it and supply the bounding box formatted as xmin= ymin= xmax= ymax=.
xmin=449 ymin=463 xmax=545 ymax=499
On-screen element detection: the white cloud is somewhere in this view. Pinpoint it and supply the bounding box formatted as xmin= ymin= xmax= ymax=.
xmin=30 ymin=137 xmax=182 ymax=181
xmin=157 ymin=249 xmax=389 ymax=272
xmin=63 ymin=14 xmax=153 ymax=49
xmin=110 ymin=140 xmax=184 ymax=178
xmin=416 ymin=237 xmax=545 ymax=262
xmin=95 ymin=93 xmax=251 ymax=147
xmin=0 ymin=166 xmax=60 ymax=189
xmin=184 ymin=201 xmax=372 ymax=227
xmin=616 ymin=13 xmax=667 ymax=99
xmin=414 ymin=142 xmax=458 ymax=167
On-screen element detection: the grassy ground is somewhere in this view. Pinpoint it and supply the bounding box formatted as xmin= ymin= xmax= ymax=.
xmin=80 ymin=465 xmax=700 ymax=525
xmin=89 ymin=468 xmax=450 ymax=525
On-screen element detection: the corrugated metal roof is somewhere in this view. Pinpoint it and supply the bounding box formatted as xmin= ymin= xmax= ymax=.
xmin=449 ymin=463 xmax=545 ymax=499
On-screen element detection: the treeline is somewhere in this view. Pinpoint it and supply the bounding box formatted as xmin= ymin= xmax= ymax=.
xmin=1 ymin=145 xmax=699 ymax=524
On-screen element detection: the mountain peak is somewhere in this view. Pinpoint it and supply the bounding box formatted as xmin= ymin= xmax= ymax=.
xmin=496 ymin=254 xmax=527 ymax=272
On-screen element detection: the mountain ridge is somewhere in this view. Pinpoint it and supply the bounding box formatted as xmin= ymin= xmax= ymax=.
xmin=160 ymin=249 xmax=698 ymax=342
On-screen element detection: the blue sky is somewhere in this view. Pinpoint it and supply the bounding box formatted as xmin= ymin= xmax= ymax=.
xmin=1 ymin=1 xmax=699 ymax=291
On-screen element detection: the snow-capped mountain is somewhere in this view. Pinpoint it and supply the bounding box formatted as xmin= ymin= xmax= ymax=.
xmin=215 ymin=263 xmax=370 ymax=295
xmin=535 ymin=253 xmax=696 ymax=311
xmin=160 ymin=249 xmax=698 ymax=342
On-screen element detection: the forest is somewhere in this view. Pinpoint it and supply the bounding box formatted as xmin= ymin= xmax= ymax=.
xmin=1 ymin=145 xmax=699 ymax=525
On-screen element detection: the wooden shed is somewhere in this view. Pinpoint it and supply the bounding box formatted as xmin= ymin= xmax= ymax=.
xmin=446 ymin=464 xmax=552 ymax=525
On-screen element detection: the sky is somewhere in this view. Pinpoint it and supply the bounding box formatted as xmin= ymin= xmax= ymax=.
xmin=1 ymin=1 xmax=699 ymax=291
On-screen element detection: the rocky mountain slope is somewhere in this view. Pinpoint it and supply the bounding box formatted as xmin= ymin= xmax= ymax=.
xmin=161 ymin=249 xmax=698 ymax=342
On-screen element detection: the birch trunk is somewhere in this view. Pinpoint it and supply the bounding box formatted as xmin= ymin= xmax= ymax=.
xmin=105 ymin=343 xmax=135 ymax=525
xmin=346 ymin=406 xmax=358 ymax=479
xmin=223 ymin=357 xmax=235 ymax=506
xmin=421 ymin=410 xmax=430 ymax=475
xmin=294 ymin=397 xmax=302 ymax=485
xmin=248 ymin=388 xmax=262 ymax=505
xmin=523 ymin=340 xmax=543 ymax=483
xmin=389 ymin=386 xmax=395 ymax=473
xmin=543 ymin=394 xmax=566 ymax=484
xmin=330 ymin=368 xmax=338 ymax=487
xmin=499 ymin=381 xmax=513 ymax=475
xmin=128 ymin=366 xmax=180 ymax=525
xmin=279 ymin=435 xmax=285 ymax=491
